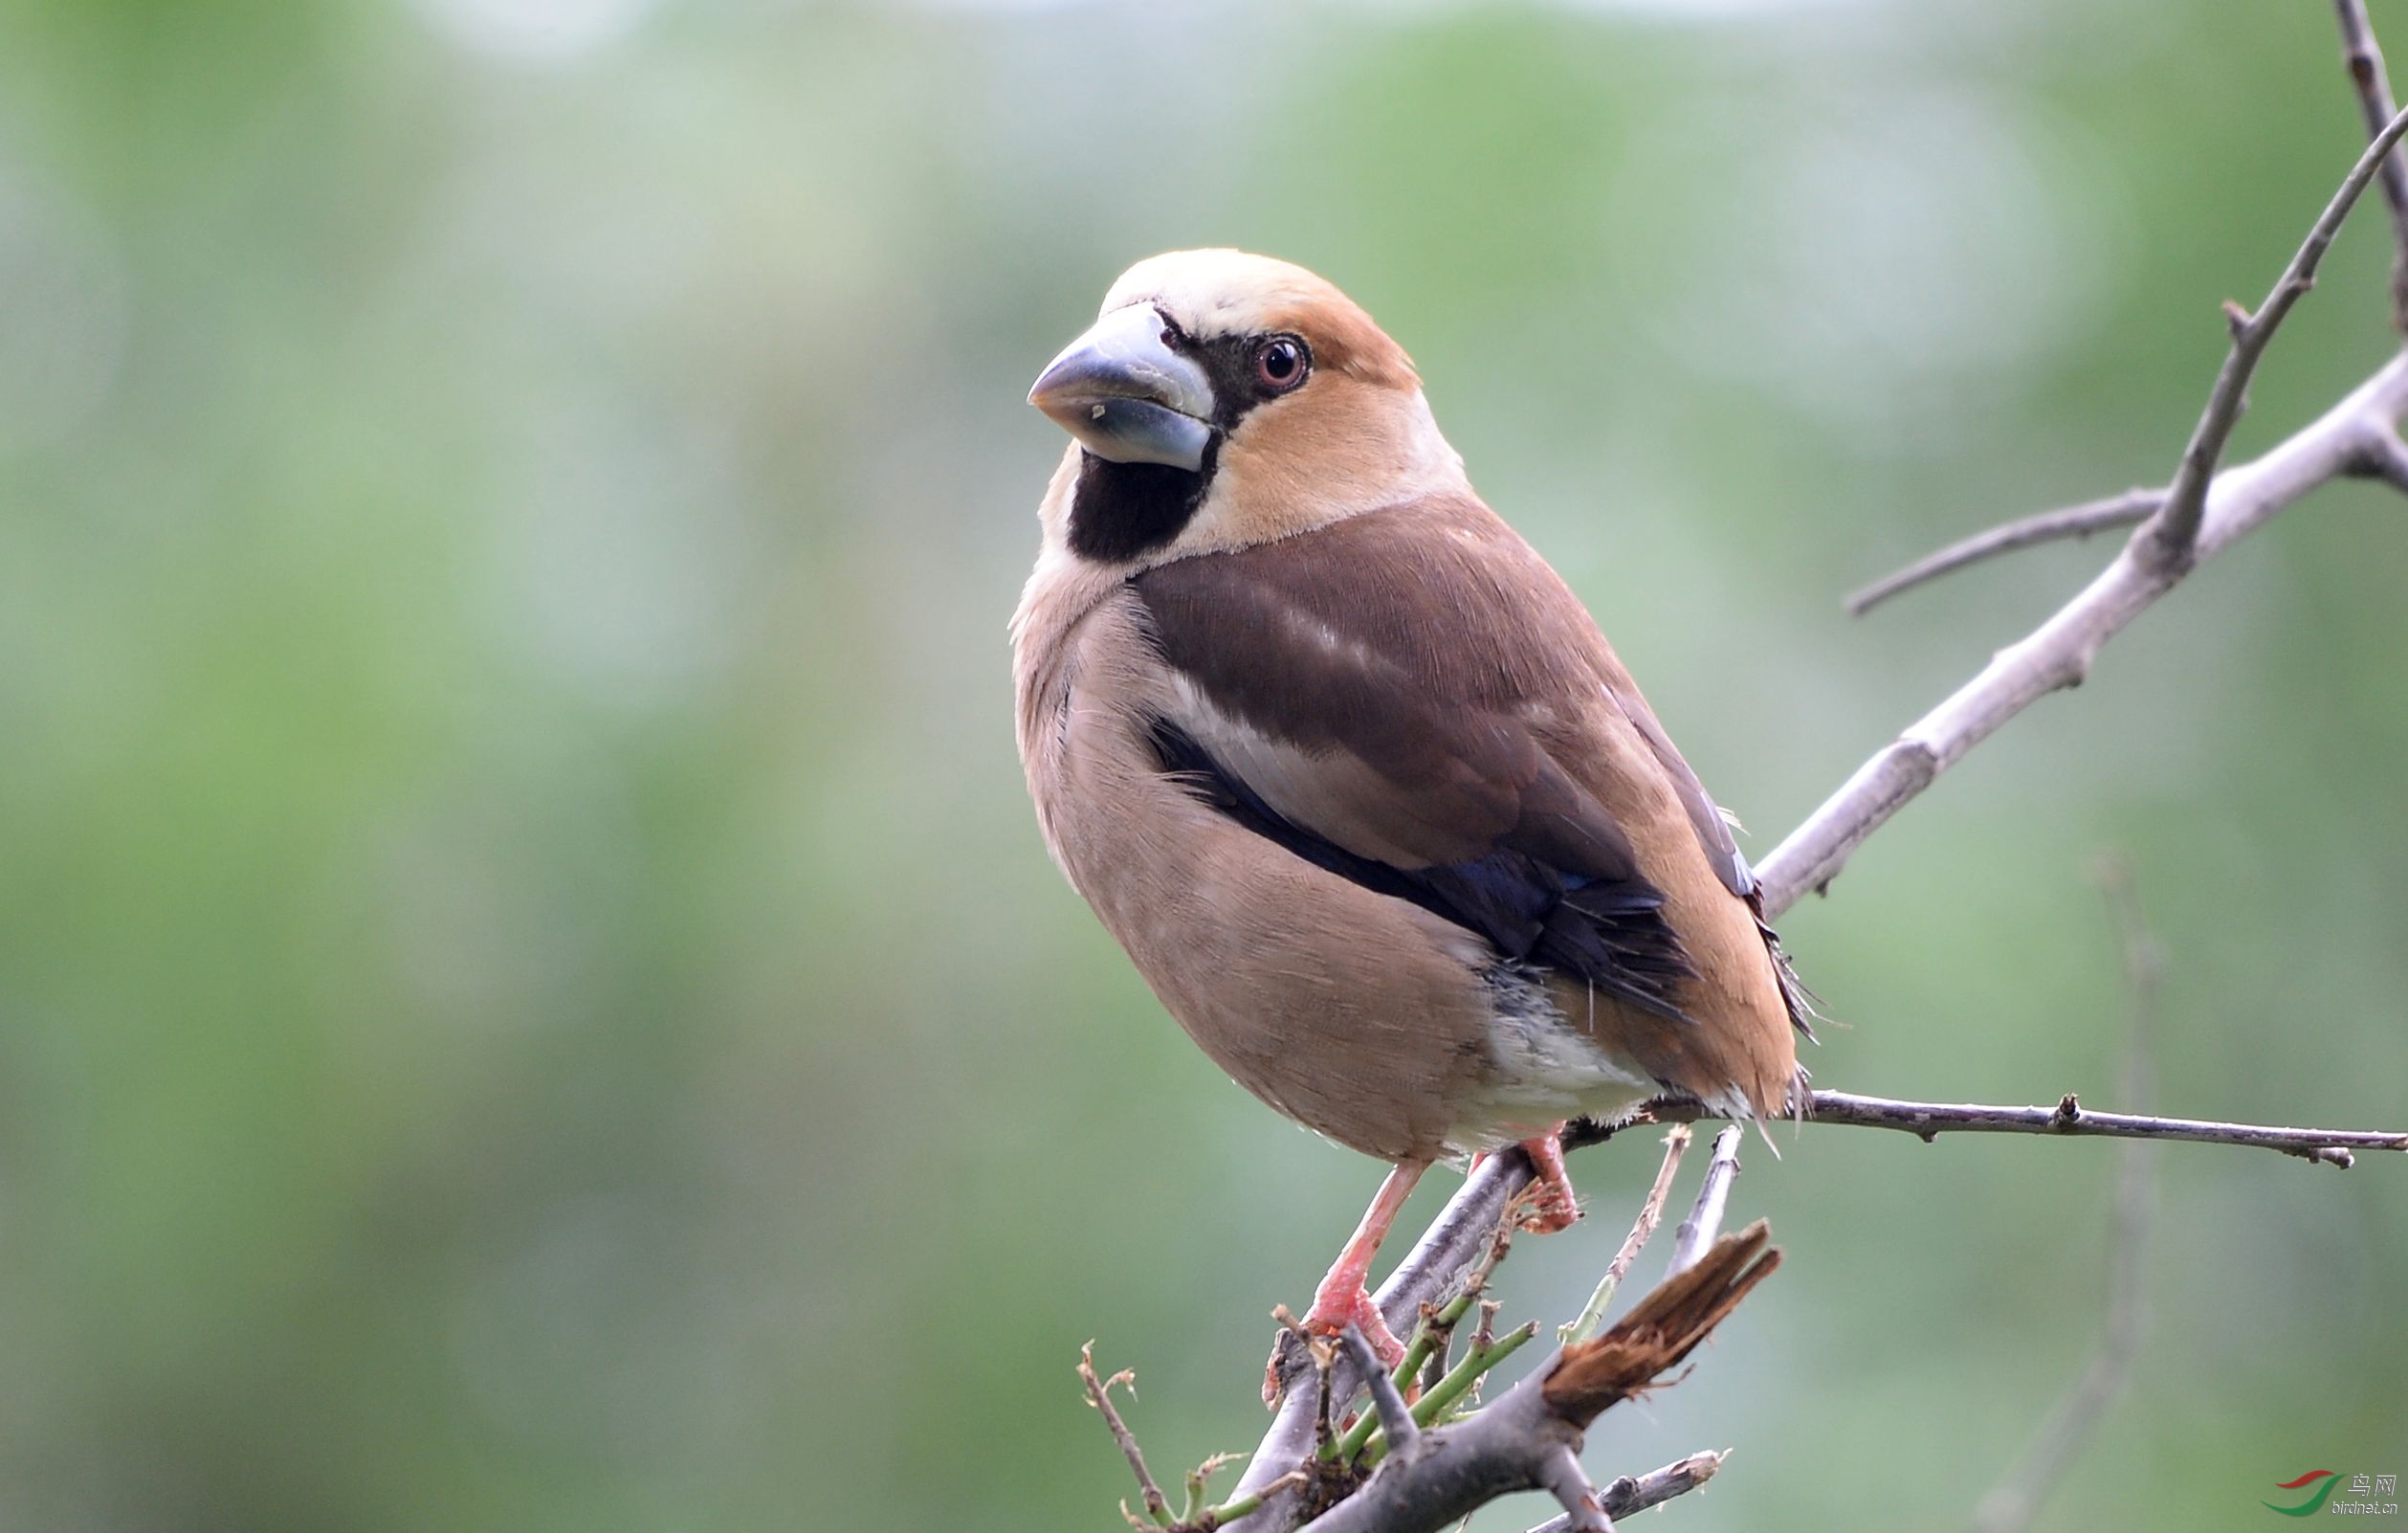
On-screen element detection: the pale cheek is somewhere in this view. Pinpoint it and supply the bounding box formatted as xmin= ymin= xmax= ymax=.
xmin=1162 ymin=389 xmax=1467 ymax=562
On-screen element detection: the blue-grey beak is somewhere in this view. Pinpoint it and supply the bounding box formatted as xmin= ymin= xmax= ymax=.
xmin=1028 ymin=304 xmax=1217 ymax=472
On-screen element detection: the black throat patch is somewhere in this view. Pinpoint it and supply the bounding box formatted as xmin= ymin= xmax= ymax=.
xmin=1065 ymin=447 xmax=1217 ymax=564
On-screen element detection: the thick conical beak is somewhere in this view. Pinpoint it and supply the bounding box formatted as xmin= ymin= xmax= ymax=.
xmin=1028 ymin=304 xmax=1216 ymax=472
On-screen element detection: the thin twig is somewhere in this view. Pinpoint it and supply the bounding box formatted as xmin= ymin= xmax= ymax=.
xmin=1340 ymin=1326 xmax=1420 ymax=1455
xmin=1083 ymin=1344 xmax=1173 ymax=1527
xmin=1666 ymin=1126 xmax=1743 ymax=1278
xmin=1561 ymin=1126 xmax=1691 ymax=1344
xmin=1526 ymin=1451 xmax=1724 ymax=1531
xmin=1970 ymin=856 xmax=2163 ymax=1533
xmin=1310 ymin=1340 xmax=1340 ymax=1460
xmin=1468 ymin=1301 xmax=1501 ymax=1369
xmin=1184 ymin=1454 xmax=1248 ymax=1525
xmin=2140 ymin=101 xmax=2408 ymax=567
xmin=1204 ymin=1470 xmax=1308 ymax=1530
xmin=1845 ymin=488 xmax=2164 ymax=615
xmin=1777 ymin=1090 xmax=2405 ymax=1166
xmin=2335 ymin=0 xmax=2408 ymax=328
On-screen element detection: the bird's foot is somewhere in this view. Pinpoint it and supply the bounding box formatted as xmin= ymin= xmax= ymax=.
xmin=1514 ymin=1126 xmax=1580 ymax=1233
xmin=1261 ymin=1280 xmax=1406 ymax=1408
xmin=1468 ymin=1128 xmax=1581 ymax=1233
xmin=1304 ymin=1277 xmax=1409 ymax=1363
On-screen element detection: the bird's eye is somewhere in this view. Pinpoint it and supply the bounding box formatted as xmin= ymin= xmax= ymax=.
xmin=1254 ymin=336 xmax=1309 ymax=392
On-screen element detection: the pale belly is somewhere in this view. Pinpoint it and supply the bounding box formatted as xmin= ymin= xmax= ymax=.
xmin=1440 ymin=966 xmax=1661 ymax=1153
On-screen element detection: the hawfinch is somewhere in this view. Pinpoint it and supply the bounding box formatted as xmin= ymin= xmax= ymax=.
xmin=1013 ymin=250 xmax=1809 ymax=1375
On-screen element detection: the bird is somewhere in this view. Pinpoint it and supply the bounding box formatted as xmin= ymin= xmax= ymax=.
xmin=1011 ymin=249 xmax=1809 ymax=1389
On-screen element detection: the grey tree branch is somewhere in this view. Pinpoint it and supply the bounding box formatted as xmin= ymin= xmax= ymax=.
xmin=1970 ymin=856 xmax=2162 ymax=1533
xmin=1763 ymin=106 xmax=2408 ymax=915
xmin=1199 ymin=47 xmax=2408 ymax=1533
xmin=1759 ymin=348 xmax=2408 ymax=915
xmin=2335 ymin=0 xmax=2408 ymax=328
xmin=1844 ymin=487 xmax=2163 ymax=616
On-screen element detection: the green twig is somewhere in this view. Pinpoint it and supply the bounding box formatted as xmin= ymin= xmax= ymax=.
xmin=1359 ymin=1321 xmax=1541 ymax=1466
xmin=1181 ymin=1453 xmax=1243 ymax=1524
xmin=1325 ymin=1293 xmax=1475 ymax=1463
xmin=1197 ymin=1468 xmax=1305 ymax=1529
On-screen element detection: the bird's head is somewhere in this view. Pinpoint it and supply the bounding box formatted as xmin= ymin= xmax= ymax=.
xmin=1028 ymin=250 xmax=1466 ymax=567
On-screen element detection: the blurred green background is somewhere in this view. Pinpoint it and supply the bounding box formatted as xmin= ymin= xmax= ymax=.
xmin=2 ymin=0 xmax=2403 ymax=1528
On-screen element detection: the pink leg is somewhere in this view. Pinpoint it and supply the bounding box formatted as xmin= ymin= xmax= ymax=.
xmin=1264 ymin=1161 xmax=1425 ymax=1404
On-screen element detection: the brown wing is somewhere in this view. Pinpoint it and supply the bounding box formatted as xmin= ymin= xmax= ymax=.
xmin=1132 ymin=492 xmax=1755 ymax=1025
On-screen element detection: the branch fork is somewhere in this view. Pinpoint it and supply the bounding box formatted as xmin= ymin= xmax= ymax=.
xmin=1296 ymin=1211 xmax=1778 ymax=1533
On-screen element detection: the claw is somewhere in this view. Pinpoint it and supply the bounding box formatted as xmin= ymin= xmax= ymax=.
xmin=1307 ymin=1281 xmax=1407 ymax=1364
xmin=1517 ymin=1127 xmax=1581 ymax=1233
xmin=1262 ymin=1281 xmax=1406 ymax=1408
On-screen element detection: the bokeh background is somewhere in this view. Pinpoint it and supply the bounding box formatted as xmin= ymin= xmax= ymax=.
xmin=3 ymin=0 xmax=2404 ymax=1528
